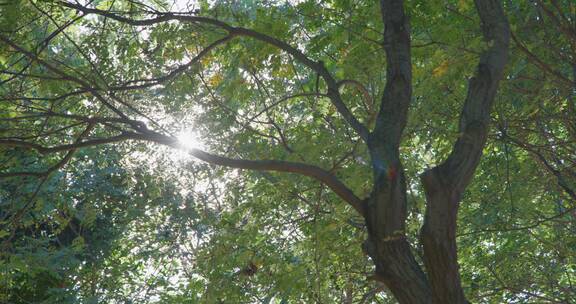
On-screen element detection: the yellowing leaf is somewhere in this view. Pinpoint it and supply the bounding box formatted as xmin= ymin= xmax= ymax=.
xmin=458 ymin=0 xmax=470 ymax=11
xmin=208 ymin=73 xmax=223 ymax=87
xmin=432 ymin=60 xmax=449 ymax=77
xmin=200 ymin=54 xmax=213 ymax=66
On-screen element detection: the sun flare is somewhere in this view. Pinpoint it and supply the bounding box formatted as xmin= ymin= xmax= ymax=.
xmin=176 ymin=130 xmax=204 ymax=150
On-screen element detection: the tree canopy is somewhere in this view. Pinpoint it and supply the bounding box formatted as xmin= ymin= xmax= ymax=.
xmin=0 ymin=0 xmax=575 ymax=303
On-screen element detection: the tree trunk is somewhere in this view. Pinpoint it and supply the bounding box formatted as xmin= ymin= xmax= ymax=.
xmin=364 ymin=0 xmax=510 ymax=303
xmin=420 ymin=168 xmax=469 ymax=304
xmin=363 ymin=151 xmax=432 ymax=303
xmin=365 ymin=236 xmax=432 ymax=303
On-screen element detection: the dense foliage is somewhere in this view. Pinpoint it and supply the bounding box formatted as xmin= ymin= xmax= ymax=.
xmin=0 ymin=0 xmax=574 ymax=303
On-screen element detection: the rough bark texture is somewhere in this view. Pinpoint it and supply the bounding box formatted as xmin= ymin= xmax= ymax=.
xmin=364 ymin=0 xmax=510 ymax=303
xmin=419 ymin=0 xmax=510 ymax=303
xmin=362 ymin=1 xmax=433 ymax=302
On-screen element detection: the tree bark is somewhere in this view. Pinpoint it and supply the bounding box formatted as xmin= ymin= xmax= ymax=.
xmin=362 ymin=1 xmax=433 ymax=303
xmin=419 ymin=1 xmax=510 ymax=303
xmin=365 ymin=1 xmax=509 ymax=303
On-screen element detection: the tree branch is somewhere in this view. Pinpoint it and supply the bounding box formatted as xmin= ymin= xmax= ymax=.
xmin=535 ymin=0 xmax=576 ymax=45
xmin=135 ymin=131 xmax=366 ymax=216
xmin=426 ymin=0 xmax=510 ymax=190
xmin=110 ymin=34 xmax=234 ymax=91
xmin=420 ymin=1 xmax=510 ymax=303
xmin=511 ymin=32 xmax=572 ymax=86
xmin=0 ymin=123 xmax=94 ymax=179
xmin=0 ymin=130 xmax=366 ymax=216
xmin=371 ymin=0 xmax=412 ymax=149
xmin=0 ymin=33 xmax=130 ymax=121
xmin=0 ymin=133 xmax=134 ymax=154
xmin=56 ymin=0 xmax=370 ymax=142
xmin=337 ymin=79 xmax=375 ymax=125
xmin=359 ymin=3 xmax=433 ymax=303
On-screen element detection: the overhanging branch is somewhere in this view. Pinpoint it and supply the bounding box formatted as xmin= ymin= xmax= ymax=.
xmin=56 ymin=1 xmax=370 ymax=142
xmin=0 ymin=123 xmax=94 ymax=178
xmin=0 ymin=131 xmax=366 ymax=216
xmin=133 ymin=131 xmax=367 ymax=216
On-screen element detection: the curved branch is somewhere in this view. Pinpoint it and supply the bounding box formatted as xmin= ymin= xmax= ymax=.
xmin=425 ymin=0 xmax=510 ymax=191
xmin=0 ymin=131 xmax=366 ymax=216
xmin=337 ymin=80 xmax=373 ymax=111
xmin=535 ymin=0 xmax=576 ymax=44
xmin=0 ymin=133 xmax=135 ymax=154
xmin=0 ymin=123 xmax=94 ymax=179
xmin=420 ymin=1 xmax=510 ymax=303
xmin=110 ymin=34 xmax=234 ymax=91
xmin=248 ymin=92 xmax=328 ymax=122
xmin=57 ymin=1 xmax=370 ymax=142
xmin=511 ymin=32 xmax=572 ymax=86
xmin=137 ymin=132 xmax=366 ymax=216
xmin=0 ymin=33 xmax=130 ymax=121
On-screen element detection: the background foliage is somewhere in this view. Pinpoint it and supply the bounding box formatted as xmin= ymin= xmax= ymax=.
xmin=0 ymin=0 xmax=575 ymax=303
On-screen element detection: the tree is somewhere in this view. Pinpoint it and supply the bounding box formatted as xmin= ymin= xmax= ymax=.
xmin=1 ymin=0 xmax=574 ymax=303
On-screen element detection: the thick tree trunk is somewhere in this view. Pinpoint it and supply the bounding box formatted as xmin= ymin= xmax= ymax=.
xmin=364 ymin=1 xmax=434 ymax=303
xmin=420 ymin=168 xmax=469 ymax=304
xmin=363 ymin=156 xmax=432 ymax=303
xmin=418 ymin=1 xmax=510 ymax=303
xmin=366 ymin=237 xmax=432 ymax=303
xmin=365 ymin=1 xmax=510 ymax=303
